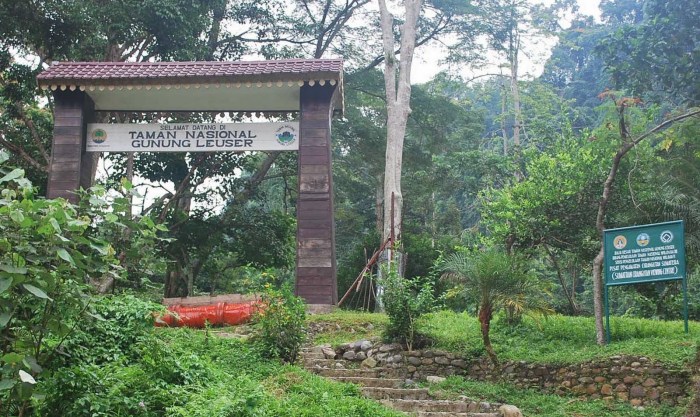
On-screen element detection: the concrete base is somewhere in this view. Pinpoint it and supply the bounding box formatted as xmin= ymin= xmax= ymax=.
xmin=306 ymin=304 xmax=336 ymax=314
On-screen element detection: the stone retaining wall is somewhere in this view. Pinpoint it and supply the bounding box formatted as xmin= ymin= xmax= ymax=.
xmin=334 ymin=341 xmax=691 ymax=407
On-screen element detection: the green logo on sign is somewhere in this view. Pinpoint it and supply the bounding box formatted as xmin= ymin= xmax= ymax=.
xmin=276 ymin=125 xmax=296 ymax=146
xmin=91 ymin=129 xmax=107 ymax=143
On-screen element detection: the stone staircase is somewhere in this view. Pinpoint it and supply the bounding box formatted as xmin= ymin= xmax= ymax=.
xmin=300 ymin=346 xmax=516 ymax=417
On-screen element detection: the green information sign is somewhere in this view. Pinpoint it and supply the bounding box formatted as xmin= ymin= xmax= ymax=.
xmin=604 ymin=220 xmax=686 ymax=285
xmin=603 ymin=220 xmax=687 ymax=343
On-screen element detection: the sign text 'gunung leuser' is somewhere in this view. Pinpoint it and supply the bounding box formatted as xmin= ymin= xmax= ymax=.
xmin=86 ymin=122 xmax=300 ymax=152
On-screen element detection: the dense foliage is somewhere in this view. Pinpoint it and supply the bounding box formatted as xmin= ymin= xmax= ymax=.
xmin=380 ymin=268 xmax=435 ymax=350
xmin=253 ymin=284 xmax=307 ymax=364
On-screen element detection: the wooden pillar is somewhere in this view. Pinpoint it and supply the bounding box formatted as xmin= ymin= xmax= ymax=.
xmin=46 ymin=90 xmax=96 ymax=203
xmin=296 ymin=84 xmax=338 ymax=305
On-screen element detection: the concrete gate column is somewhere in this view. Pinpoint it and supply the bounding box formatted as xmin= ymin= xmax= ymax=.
xmin=296 ymin=83 xmax=338 ymax=305
xmin=46 ymin=90 xmax=95 ymax=203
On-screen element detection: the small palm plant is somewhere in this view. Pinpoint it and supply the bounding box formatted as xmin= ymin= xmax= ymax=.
xmin=440 ymin=247 xmax=552 ymax=364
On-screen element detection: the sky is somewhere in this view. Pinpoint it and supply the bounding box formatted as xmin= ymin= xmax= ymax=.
xmin=106 ymin=0 xmax=605 ymax=213
xmin=411 ymin=0 xmax=602 ymax=84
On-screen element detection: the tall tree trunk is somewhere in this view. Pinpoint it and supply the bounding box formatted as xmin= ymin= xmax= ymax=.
xmin=378 ymin=0 xmax=422 ymax=246
xmin=375 ymin=175 xmax=384 ymax=235
xmin=509 ymin=55 xmax=521 ymax=148
xmin=500 ymin=75 xmax=508 ymax=155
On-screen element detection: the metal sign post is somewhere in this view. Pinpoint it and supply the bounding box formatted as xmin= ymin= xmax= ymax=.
xmin=603 ymin=220 xmax=687 ymax=344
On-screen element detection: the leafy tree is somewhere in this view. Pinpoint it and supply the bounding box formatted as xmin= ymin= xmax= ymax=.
xmin=596 ymin=0 xmax=700 ymax=106
xmin=465 ymin=0 xmax=576 ymax=154
xmin=440 ymin=247 xmax=552 ymax=364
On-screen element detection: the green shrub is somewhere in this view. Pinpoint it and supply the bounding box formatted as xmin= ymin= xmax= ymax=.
xmin=253 ymin=284 xmax=306 ymax=363
xmin=0 ymin=159 xmax=123 ymax=413
xmin=57 ymin=294 xmax=163 ymax=366
xmin=381 ymin=269 xmax=435 ymax=350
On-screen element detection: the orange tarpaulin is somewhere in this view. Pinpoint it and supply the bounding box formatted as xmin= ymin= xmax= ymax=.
xmin=156 ymin=301 xmax=261 ymax=328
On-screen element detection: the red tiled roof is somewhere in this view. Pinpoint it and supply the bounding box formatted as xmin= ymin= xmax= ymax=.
xmin=37 ymin=59 xmax=343 ymax=85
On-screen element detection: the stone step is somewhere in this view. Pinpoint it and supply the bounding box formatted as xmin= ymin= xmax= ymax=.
xmin=361 ymin=387 xmax=431 ymax=401
xmin=310 ymin=367 xmax=383 ymax=378
xmin=300 ymin=352 xmax=327 ymax=359
xmin=331 ymin=376 xmax=405 ymax=388
xmin=303 ymin=358 xmax=352 ymax=368
xmin=380 ymin=399 xmax=497 ymax=414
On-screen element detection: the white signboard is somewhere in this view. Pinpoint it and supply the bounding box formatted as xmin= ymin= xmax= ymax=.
xmin=86 ymin=122 xmax=299 ymax=152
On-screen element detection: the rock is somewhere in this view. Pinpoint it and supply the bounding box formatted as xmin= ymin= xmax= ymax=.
xmin=361 ymin=357 xmax=378 ymax=368
xmin=379 ymin=343 xmax=400 ymax=352
xmin=334 ymin=362 xmax=345 ymax=369
xmin=366 ymin=323 xmax=374 ymax=330
xmin=404 ymin=379 xmax=416 ymax=386
xmin=390 ymin=354 xmax=403 ymax=363
xmin=648 ymin=389 xmax=660 ymax=401
xmin=309 ymin=345 xmax=325 ymax=354
xmin=322 ymin=347 xmax=336 ymax=359
xmin=601 ymin=384 xmax=613 ymax=396
xmin=642 ymin=378 xmax=656 ymax=387
xmin=434 ymin=356 xmax=451 ymax=365
xmin=630 ymin=385 xmax=645 ymax=399
xmin=615 ymin=383 xmax=628 ymax=392
xmin=498 ymin=405 xmax=523 ymax=417
xmin=360 ymin=340 xmax=373 ymax=351
xmin=343 ymin=351 xmax=357 ymax=361
xmin=408 ymin=356 xmax=422 ymax=366
xmin=426 ymin=376 xmax=446 ymax=384
xmin=451 ymin=359 xmax=467 ymax=368
xmin=355 ymin=351 xmax=367 ymax=361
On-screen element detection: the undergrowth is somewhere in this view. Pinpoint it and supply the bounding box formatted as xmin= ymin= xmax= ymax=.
xmin=33 ymin=294 xmax=402 ymax=417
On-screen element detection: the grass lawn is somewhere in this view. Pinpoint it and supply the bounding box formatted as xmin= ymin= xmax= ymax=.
xmin=421 ymin=310 xmax=699 ymax=366
xmin=308 ymin=310 xmax=699 ymax=367
xmin=307 ymin=310 xmax=387 ymax=346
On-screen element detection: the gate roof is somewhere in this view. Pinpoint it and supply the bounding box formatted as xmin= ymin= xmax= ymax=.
xmin=37 ymin=59 xmax=343 ymax=113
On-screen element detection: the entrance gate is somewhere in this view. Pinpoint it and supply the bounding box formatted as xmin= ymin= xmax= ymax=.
xmin=37 ymin=59 xmax=343 ymax=306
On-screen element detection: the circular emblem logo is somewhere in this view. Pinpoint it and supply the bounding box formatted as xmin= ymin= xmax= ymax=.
xmin=636 ymin=233 xmax=650 ymax=247
xmin=660 ymin=230 xmax=674 ymax=244
xmin=275 ymin=125 xmax=297 ymax=146
xmin=613 ymin=235 xmax=627 ymax=250
xmin=91 ymin=129 xmax=107 ymax=144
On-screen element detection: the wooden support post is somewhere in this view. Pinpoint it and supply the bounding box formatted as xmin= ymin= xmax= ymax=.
xmin=46 ymin=90 xmax=95 ymax=202
xmin=296 ymin=83 xmax=338 ymax=305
